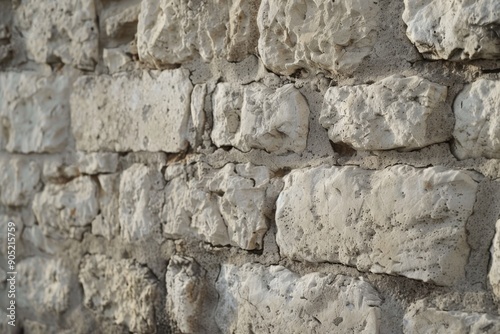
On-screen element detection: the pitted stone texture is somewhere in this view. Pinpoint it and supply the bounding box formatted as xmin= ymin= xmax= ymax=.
xmin=137 ymin=0 xmax=260 ymax=67
xmin=32 ymin=176 xmax=99 ymax=240
xmin=76 ymin=152 xmax=119 ymax=175
xmin=276 ymin=165 xmax=478 ymax=286
xmin=0 ymin=157 xmax=40 ymax=206
xmin=119 ymin=164 xmax=165 ymax=242
xmin=164 ymin=163 xmax=274 ymax=250
xmin=320 ymin=75 xmax=452 ymax=151
xmin=13 ymin=0 xmax=98 ymax=69
xmin=216 ymin=263 xmax=381 ymax=333
xmin=404 ymin=300 xmax=500 ymax=334
xmin=453 ymin=79 xmax=500 ymax=160
xmin=0 ymin=72 xmax=71 ymax=153
xmin=71 ymin=69 xmax=193 ymax=153
xmin=489 ymin=220 xmax=500 ymax=298
xmin=17 ymin=258 xmax=71 ymax=314
xmin=92 ymin=173 xmax=120 ymax=241
xmin=257 ymin=0 xmax=380 ymax=76
xmin=212 ymin=82 xmax=309 ymax=153
xmin=403 ymin=0 xmax=500 ymax=60
xmin=79 ymin=255 xmax=158 ymax=334
xmin=166 ymin=256 xmax=219 ymax=333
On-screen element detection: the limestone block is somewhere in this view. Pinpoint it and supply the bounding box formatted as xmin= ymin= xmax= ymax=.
xmin=17 ymin=258 xmax=71 ymax=314
xmin=489 ymin=220 xmax=500 ymax=298
xmin=104 ymin=2 xmax=141 ymax=39
xmin=76 ymin=152 xmax=119 ymax=174
xmin=79 ymin=254 xmax=158 ymax=334
xmin=166 ymin=256 xmax=218 ymax=333
xmin=216 ymin=263 xmax=381 ymax=333
xmin=0 ymin=72 xmax=71 ymax=153
xmin=103 ymin=48 xmax=134 ymax=74
xmin=453 ymin=79 xmax=500 ymax=159
xmin=404 ymin=300 xmax=500 ymax=334
xmin=211 ymin=82 xmax=309 ymax=153
xmin=32 ymin=176 xmax=99 ymax=240
xmin=0 ymin=157 xmax=40 ymax=206
xmin=119 ymin=164 xmax=165 ymax=242
xmin=403 ymin=0 xmax=500 ymax=60
xmin=71 ymin=69 xmax=193 ymax=153
xmin=164 ymin=163 xmax=273 ymax=250
xmin=13 ymin=0 xmax=98 ymax=69
xmin=257 ymin=0 xmax=380 ymax=76
xmin=276 ymin=165 xmax=478 ymax=286
xmin=91 ymin=174 xmax=120 ymax=241
xmin=320 ymin=75 xmax=452 ymax=151
xmin=137 ymin=0 xmax=260 ymax=66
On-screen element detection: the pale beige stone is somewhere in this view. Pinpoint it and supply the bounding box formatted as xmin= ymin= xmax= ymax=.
xmin=0 ymin=157 xmax=40 ymax=206
xmin=91 ymin=173 xmax=120 ymax=241
xmin=276 ymin=165 xmax=478 ymax=286
xmin=489 ymin=219 xmax=500 ymax=298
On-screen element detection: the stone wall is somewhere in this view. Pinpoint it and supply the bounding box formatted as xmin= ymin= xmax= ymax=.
xmin=1 ymin=0 xmax=500 ymax=333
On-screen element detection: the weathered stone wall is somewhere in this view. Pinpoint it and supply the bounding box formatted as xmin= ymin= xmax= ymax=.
xmin=1 ymin=0 xmax=500 ymax=333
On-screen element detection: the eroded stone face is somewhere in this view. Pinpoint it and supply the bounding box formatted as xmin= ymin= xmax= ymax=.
xmin=0 ymin=72 xmax=71 ymax=153
xmin=404 ymin=300 xmax=500 ymax=334
xmin=257 ymin=0 xmax=380 ymax=76
xmin=489 ymin=220 xmax=500 ymax=299
xmin=320 ymin=75 xmax=452 ymax=151
xmin=276 ymin=165 xmax=478 ymax=286
xmin=79 ymin=255 xmax=158 ymax=334
xmin=403 ymin=0 xmax=500 ymax=60
xmin=163 ymin=162 xmax=275 ymax=250
xmin=216 ymin=263 xmax=381 ymax=333
xmin=32 ymin=176 xmax=99 ymax=240
xmin=92 ymin=173 xmax=120 ymax=241
xmin=71 ymin=69 xmax=193 ymax=153
xmin=212 ymin=82 xmax=309 ymax=153
xmin=137 ymin=0 xmax=260 ymax=67
xmin=17 ymin=258 xmax=71 ymax=314
xmin=14 ymin=0 xmax=99 ymax=69
xmin=119 ymin=164 xmax=165 ymax=242
xmin=0 ymin=157 xmax=40 ymax=207
xmin=453 ymin=79 xmax=500 ymax=160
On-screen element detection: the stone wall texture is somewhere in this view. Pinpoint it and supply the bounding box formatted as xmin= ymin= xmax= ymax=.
xmin=1 ymin=0 xmax=500 ymax=333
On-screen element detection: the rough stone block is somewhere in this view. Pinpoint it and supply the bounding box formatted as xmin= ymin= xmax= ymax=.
xmin=17 ymin=257 xmax=71 ymax=314
xmin=137 ymin=0 xmax=260 ymax=66
xmin=13 ymin=0 xmax=98 ymax=69
xmin=166 ymin=256 xmax=218 ymax=333
xmin=79 ymin=254 xmax=158 ymax=334
xmin=216 ymin=263 xmax=381 ymax=333
xmin=489 ymin=219 xmax=500 ymax=298
xmin=320 ymin=75 xmax=452 ymax=151
xmin=0 ymin=157 xmax=40 ymax=206
xmin=0 ymin=72 xmax=71 ymax=153
xmin=404 ymin=300 xmax=500 ymax=333
xmin=403 ymin=0 xmax=500 ymax=60
xmin=119 ymin=164 xmax=165 ymax=242
xmin=453 ymin=79 xmax=500 ymax=159
xmin=257 ymin=0 xmax=380 ymax=76
xmin=276 ymin=165 xmax=478 ymax=286
xmin=76 ymin=152 xmax=119 ymax=175
xmin=164 ymin=162 xmax=274 ymax=250
xmin=92 ymin=174 xmax=120 ymax=241
xmin=71 ymin=69 xmax=193 ymax=153
xmin=32 ymin=176 xmax=99 ymax=240
xmin=212 ymin=82 xmax=309 ymax=153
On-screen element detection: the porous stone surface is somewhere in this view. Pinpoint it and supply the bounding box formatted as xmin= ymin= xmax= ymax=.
xmin=71 ymin=69 xmax=193 ymax=153
xmin=212 ymin=82 xmax=310 ymax=153
xmin=320 ymin=75 xmax=452 ymax=151
xmin=453 ymin=79 xmax=500 ymax=160
xmin=0 ymin=157 xmax=40 ymax=206
xmin=13 ymin=0 xmax=99 ymax=69
xmin=0 ymin=72 xmax=71 ymax=153
xmin=257 ymin=0 xmax=380 ymax=76
xmin=79 ymin=254 xmax=158 ymax=334
xmin=165 ymin=256 xmax=218 ymax=333
xmin=276 ymin=165 xmax=478 ymax=286
xmin=119 ymin=164 xmax=165 ymax=242
xmin=216 ymin=263 xmax=382 ymax=333
xmin=404 ymin=300 xmax=500 ymax=333
xmin=137 ymin=0 xmax=260 ymax=67
xmin=403 ymin=0 xmax=500 ymax=60
xmin=91 ymin=173 xmax=120 ymax=241
xmin=17 ymin=257 xmax=71 ymax=314
xmin=76 ymin=152 xmax=119 ymax=175
xmin=489 ymin=220 xmax=500 ymax=298
xmin=32 ymin=176 xmax=99 ymax=240
xmin=164 ymin=162 xmax=274 ymax=250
